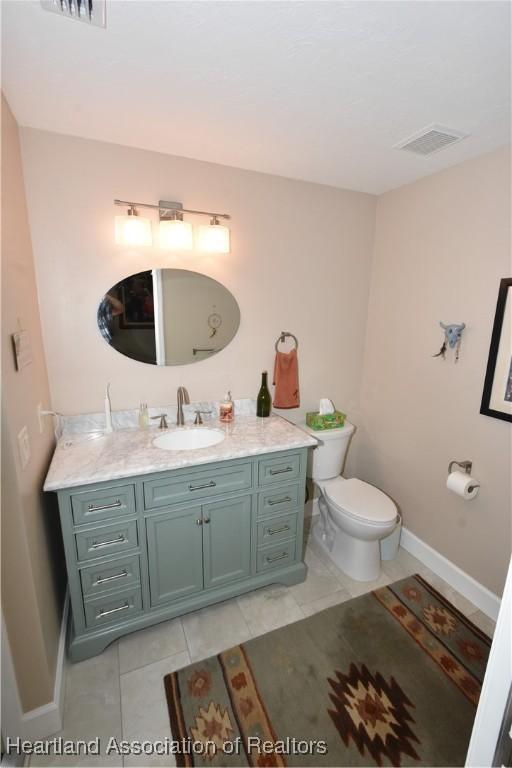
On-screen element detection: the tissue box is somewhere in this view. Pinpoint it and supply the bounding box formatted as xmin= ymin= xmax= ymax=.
xmin=306 ymin=410 xmax=346 ymax=430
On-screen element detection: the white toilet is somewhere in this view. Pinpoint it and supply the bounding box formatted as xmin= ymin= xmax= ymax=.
xmin=304 ymin=421 xmax=398 ymax=581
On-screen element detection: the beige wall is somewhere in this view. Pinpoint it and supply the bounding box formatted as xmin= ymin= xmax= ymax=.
xmin=14 ymin=126 xmax=510 ymax=604
xmin=356 ymin=146 xmax=511 ymax=596
xmin=19 ymin=129 xmax=377 ymax=462
xmin=1 ymin=96 xmax=65 ymax=711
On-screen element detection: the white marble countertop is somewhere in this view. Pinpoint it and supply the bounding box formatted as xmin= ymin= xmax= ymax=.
xmin=44 ymin=414 xmax=318 ymax=492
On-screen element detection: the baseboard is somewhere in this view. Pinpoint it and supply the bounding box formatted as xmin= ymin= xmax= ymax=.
xmin=21 ymin=590 xmax=69 ymax=740
xmin=20 ymin=701 xmax=62 ymax=742
xmin=309 ymin=508 xmax=501 ymax=621
xmin=401 ymin=527 xmax=501 ymax=621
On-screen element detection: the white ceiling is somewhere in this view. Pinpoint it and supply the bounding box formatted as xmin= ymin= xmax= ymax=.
xmin=2 ymin=1 xmax=510 ymax=194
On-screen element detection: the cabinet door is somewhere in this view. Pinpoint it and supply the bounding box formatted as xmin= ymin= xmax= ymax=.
xmin=146 ymin=507 xmax=204 ymax=606
xmin=203 ymin=496 xmax=252 ymax=590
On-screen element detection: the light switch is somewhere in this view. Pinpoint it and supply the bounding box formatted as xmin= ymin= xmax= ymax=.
xmin=17 ymin=426 xmax=30 ymax=470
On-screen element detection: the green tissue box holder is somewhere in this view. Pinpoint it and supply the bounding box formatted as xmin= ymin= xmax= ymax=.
xmin=306 ymin=410 xmax=346 ymax=431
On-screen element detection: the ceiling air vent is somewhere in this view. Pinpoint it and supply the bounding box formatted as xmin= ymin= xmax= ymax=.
xmin=41 ymin=0 xmax=106 ymax=28
xmin=394 ymin=125 xmax=468 ymax=157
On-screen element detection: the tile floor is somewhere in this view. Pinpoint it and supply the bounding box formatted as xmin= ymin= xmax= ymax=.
xmin=29 ymin=518 xmax=496 ymax=767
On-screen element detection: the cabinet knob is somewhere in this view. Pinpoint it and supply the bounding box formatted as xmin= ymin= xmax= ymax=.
xmin=196 ymin=518 xmax=203 ymax=526
xmin=203 ymin=517 xmax=211 ymax=524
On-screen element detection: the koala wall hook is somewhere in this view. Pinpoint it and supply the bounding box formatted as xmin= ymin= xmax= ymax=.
xmin=433 ymin=322 xmax=466 ymax=362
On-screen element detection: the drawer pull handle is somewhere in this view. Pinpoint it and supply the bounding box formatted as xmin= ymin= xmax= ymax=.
xmin=87 ymin=499 xmax=122 ymax=513
xmin=267 ymin=525 xmax=290 ymax=536
xmin=94 ymin=570 xmax=128 ymax=586
xmin=268 ymin=496 xmax=292 ymax=506
xmin=266 ymin=552 xmax=288 ymax=563
xmin=97 ymin=602 xmax=130 ymax=619
xmin=269 ymin=467 xmax=293 ymax=476
xmin=189 ymin=481 xmax=216 ymax=491
xmin=90 ymin=535 xmax=126 ymax=550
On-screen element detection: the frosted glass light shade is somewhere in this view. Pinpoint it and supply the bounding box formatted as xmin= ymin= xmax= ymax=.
xmin=159 ymin=219 xmax=193 ymax=251
xmin=115 ymin=213 xmax=152 ymax=246
xmin=197 ymin=223 xmax=230 ymax=254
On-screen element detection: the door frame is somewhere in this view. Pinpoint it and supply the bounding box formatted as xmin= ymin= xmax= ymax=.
xmin=466 ymin=557 xmax=512 ymax=766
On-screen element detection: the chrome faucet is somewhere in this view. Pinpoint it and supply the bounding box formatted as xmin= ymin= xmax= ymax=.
xmin=176 ymin=386 xmax=190 ymax=426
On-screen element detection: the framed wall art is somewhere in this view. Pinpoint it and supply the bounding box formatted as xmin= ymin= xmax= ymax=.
xmin=480 ymin=277 xmax=512 ymax=422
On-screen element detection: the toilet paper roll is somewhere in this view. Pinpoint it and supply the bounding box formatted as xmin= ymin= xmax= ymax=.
xmin=446 ymin=470 xmax=480 ymax=500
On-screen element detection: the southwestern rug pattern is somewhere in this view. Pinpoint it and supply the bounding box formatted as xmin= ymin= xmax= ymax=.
xmin=164 ymin=574 xmax=491 ymax=767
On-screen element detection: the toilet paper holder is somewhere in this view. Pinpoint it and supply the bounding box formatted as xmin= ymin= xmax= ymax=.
xmin=448 ymin=459 xmax=473 ymax=475
xmin=447 ymin=459 xmax=480 ymax=495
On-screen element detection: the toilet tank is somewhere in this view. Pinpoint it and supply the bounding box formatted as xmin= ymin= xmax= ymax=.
xmin=304 ymin=421 xmax=356 ymax=480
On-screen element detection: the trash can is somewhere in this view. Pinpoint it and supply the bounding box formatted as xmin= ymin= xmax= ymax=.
xmin=380 ymin=513 xmax=402 ymax=561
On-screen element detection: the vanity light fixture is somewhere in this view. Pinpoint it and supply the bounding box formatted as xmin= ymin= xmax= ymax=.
xmin=113 ymin=199 xmax=231 ymax=253
xmin=159 ymin=201 xmax=193 ymax=251
xmin=197 ymin=216 xmax=230 ymax=254
xmin=114 ymin=205 xmax=152 ymax=247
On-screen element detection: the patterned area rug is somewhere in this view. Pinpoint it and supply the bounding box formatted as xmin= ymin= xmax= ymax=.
xmin=164 ymin=574 xmax=491 ymax=767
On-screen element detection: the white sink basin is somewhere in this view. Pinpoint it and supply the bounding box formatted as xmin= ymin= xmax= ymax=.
xmin=153 ymin=428 xmax=225 ymax=451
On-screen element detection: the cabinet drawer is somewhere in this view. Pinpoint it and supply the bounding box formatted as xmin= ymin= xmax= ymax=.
xmin=256 ymin=539 xmax=297 ymax=573
xmin=75 ymin=520 xmax=138 ymax=563
xmin=143 ymin=463 xmax=252 ymax=510
xmin=84 ymin=587 xmax=142 ymax=629
xmin=258 ymin=453 xmax=301 ymax=486
xmin=71 ymin=485 xmax=136 ymax=526
xmin=257 ymin=484 xmax=301 ymax=518
xmin=80 ymin=554 xmax=140 ymax=600
xmin=257 ymin=512 xmax=298 ymax=547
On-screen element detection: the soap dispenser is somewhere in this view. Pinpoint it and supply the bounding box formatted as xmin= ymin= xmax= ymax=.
xmin=219 ymin=391 xmax=234 ymax=423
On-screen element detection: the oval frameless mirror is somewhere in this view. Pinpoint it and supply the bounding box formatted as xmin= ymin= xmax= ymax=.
xmin=97 ymin=269 xmax=240 ymax=366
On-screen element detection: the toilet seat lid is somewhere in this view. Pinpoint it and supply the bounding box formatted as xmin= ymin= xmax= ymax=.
xmin=323 ymin=478 xmax=397 ymax=524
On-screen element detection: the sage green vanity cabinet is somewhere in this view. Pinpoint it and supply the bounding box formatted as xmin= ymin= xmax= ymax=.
xmin=143 ymin=462 xmax=252 ymax=509
xmin=55 ymin=448 xmax=308 ymax=661
xmin=146 ymin=506 xmax=205 ymax=606
xmin=202 ymin=496 xmax=252 ymax=589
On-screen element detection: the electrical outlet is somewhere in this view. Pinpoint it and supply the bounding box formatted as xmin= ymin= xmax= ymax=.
xmin=17 ymin=426 xmax=30 ymax=470
xmin=37 ymin=402 xmax=44 ymax=434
